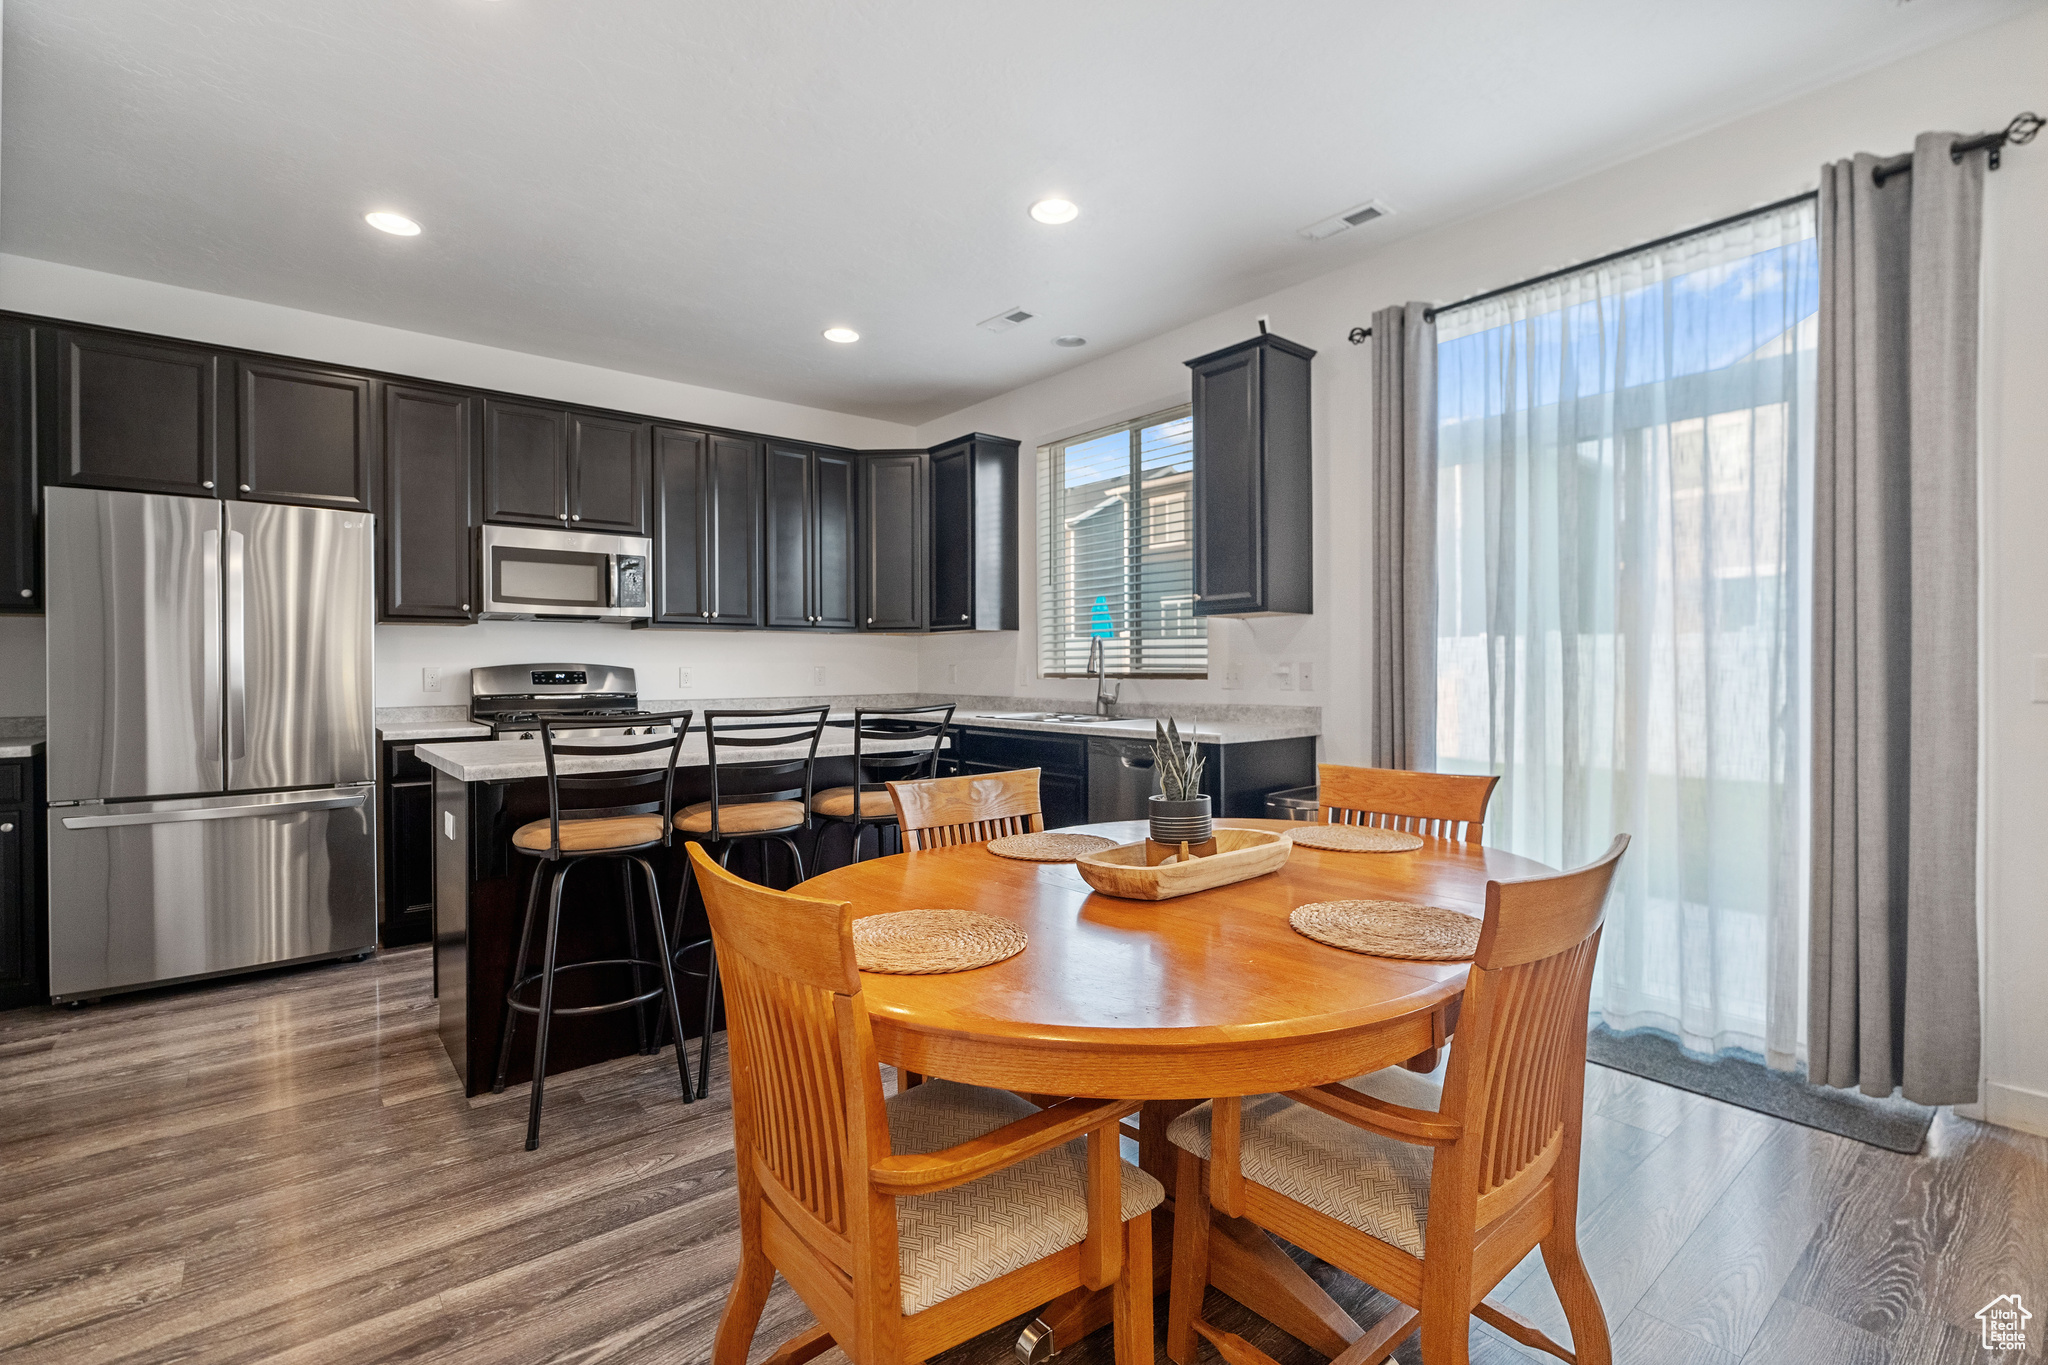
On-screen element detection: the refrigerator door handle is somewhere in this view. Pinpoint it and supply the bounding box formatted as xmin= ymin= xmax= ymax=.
xmin=225 ymin=528 xmax=247 ymax=762
xmin=201 ymin=527 xmax=223 ymax=762
xmin=60 ymin=788 xmax=370 ymax=830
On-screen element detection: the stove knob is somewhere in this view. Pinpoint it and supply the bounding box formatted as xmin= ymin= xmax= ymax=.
xmin=520 ymin=731 xmax=534 ymax=740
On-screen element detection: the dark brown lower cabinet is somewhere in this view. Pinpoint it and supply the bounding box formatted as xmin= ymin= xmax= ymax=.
xmin=381 ymin=744 xmax=435 ymax=949
xmin=0 ymin=755 xmax=46 ymax=1010
xmin=952 ymin=728 xmax=1089 ymax=830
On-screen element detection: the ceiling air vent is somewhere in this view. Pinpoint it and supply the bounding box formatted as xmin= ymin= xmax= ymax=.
xmin=1299 ymin=199 xmax=1394 ymax=241
xmin=978 ymin=307 xmax=1035 ymax=333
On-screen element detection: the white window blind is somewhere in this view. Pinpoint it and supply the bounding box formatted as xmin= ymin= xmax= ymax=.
xmin=1038 ymin=407 xmax=1206 ymax=678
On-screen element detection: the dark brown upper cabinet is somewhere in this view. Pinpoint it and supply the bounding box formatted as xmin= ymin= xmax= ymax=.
xmin=567 ymin=411 xmax=648 ymax=535
xmin=648 ymin=427 xmax=762 ymax=628
xmin=42 ymin=329 xmax=227 ymax=497
xmin=766 ymin=442 xmax=856 ymax=630
xmin=481 ymin=399 xmax=569 ymax=526
xmin=0 ymin=324 xmax=38 ymax=614
xmin=1186 ymin=333 xmax=1314 ymax=618
xmin=382 ymin=383 xmax=477 ymax=621
xmin=859 ymin=451 xmax=926 ymax=632
xmin=927 ymin=433 xmax=1019 ymax=632
xmin=236 ymin=358 xmax=375 ymax=511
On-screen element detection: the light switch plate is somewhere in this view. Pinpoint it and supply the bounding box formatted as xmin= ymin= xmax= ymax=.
xmin=2033 ymin=655 xmax=2048 ymax=702
xmin=948 ymin=663 xmax=960 ymax=686
xmin=1299 ymin=661 xmax=1315 ymax=691
xmin=812 ymin=665 xmax=827 ymax=687
xmin=678 ymin=667 xmax=693 ymax=688
xmin=1273 ymin=662 xmax=1295 ymax=691
xmin=1222 ymin=666 xmax=1242 ymax=691
xmin=422 ymin=667 xmax=442 ymax=693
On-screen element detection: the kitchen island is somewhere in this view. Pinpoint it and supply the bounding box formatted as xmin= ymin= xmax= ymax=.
xmin=416 ymin=708 xmax=1318 ymax=1095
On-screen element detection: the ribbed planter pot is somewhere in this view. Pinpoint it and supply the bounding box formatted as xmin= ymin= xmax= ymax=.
xmin=1148 ymin=794 xmax=1213 ymax=848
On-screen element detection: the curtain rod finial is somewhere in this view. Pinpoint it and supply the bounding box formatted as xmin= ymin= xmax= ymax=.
xmin=1348 ymin=326 xmax=1371 ymax=345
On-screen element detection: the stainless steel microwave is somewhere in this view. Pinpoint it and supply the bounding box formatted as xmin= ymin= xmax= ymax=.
xmin=478 ymin=524 xmax=652 ymax=622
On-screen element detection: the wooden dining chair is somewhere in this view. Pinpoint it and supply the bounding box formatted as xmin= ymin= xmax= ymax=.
xmin=1164 ymin=834 xmax=1630 ymax=1365
xmin=1318 ymin=764 xmax=1502 ymax=845
xmin=886 ymin=768 xmax=1044 ymax=850
xmin=688 ymin=844 xmax=1162 ymax=1365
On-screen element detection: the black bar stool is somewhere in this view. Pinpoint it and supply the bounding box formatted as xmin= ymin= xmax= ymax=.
xmin=492 ymin=710 xmax=695 ymax=1151
xmin=669 ymin=705 xmax=829 ymax=1098
xmin=810 ymin=704 xmax=955 ymax=866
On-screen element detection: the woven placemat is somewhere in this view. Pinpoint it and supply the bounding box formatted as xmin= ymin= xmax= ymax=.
xmin=1289 ymin=900 xmax=1480 ymax=961
xmin=853 ymin=909 xmax=1028 ymax=974
xmin=987 ymin=832 xmax=1118 ymax=862
xmin=1287 ymin=825 xmax=1425 ymax=854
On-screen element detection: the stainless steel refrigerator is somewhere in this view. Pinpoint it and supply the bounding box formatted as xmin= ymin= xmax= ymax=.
xmin=43 ymin=486 xmax=378 ymax=1002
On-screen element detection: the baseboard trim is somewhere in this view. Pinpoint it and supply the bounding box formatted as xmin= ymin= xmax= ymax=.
xmin=1983 ymin=1080 xmax=2048 ymax=1137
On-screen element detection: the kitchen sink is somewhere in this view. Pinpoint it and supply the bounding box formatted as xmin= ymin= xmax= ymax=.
xmin=973 ymin=712 xmax=1126 ymax=724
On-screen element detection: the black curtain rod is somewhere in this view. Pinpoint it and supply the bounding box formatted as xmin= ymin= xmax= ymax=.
xmin=1346 ymin=111 xmax=2041 ymax=344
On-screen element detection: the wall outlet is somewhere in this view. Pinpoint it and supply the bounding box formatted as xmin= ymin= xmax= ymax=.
xmin=1222 ymin=666 xmax=1242 ymax=691
xmin=812 ymin=665 xmax=827 ymax=687
xmin=1299 ymin=661 xmax=1315 ymax=692
xmin=1273 ymin=662 xmax=1295 ymax=691
xmin=678 ymin=667 xmax=694 ymax=688
xmin=948 ymin=663 xmax=960 ymax=687
xmin=422 ymin=667 xmax=443 ymax=693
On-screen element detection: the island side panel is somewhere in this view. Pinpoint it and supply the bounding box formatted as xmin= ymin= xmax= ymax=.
xmin=433 ymin=769 xmax=472 ymax=1085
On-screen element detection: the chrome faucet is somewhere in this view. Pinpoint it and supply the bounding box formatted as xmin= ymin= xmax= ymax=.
xmin=1087 ymin=637 xmax=1121 ymax=717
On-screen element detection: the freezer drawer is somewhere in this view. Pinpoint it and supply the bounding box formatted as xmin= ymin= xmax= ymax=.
xmin=47 ymin=786 xmax=376 ymax=1000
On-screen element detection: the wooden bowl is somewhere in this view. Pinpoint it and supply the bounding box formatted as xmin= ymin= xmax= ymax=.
xmin=1075 ymin=827 xmax=1293 ymax=901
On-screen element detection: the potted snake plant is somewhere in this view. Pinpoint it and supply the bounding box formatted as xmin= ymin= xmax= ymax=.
xmin=1148 ymin=718 xmax=1213 ymax=847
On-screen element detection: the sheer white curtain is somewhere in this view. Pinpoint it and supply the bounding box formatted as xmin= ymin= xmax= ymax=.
xmin=1434 ymin=201 xmax=1817 ymax=1067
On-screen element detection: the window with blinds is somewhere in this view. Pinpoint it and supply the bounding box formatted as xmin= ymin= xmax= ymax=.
xmin=1038 ymin=407 xmax=1206 ymax=678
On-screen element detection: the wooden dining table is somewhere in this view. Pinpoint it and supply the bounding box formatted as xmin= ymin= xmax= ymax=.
xmin=793 ymin=816 xmax=1555 ymax=1361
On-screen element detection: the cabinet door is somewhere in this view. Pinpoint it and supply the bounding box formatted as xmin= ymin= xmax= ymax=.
xmin=811 ymin=451 xmax=857 ymax=630
xmin=0 ymin=324 xmax=36 ymax=613
xmin=568 ymin=411 xmax=648 ymax=534
xmin=651 ymin=426 xmax=708 ymax=623
xmin=383 ymin=384 xmax=476 ymax=620
xmin=0 ymin=803 xmax=21 ymax=997
xmin=236 ymin=358 xmax=375 ymax=511
xmin=928 ymin=441 xmax=974 ymax=630
xmin=764 ymin=442 xmax=812 ymax=627
xmin=1038 ymin=770 xmax=1089 ymax=831
xmin=47 ymin=330 xmax=224 ymax=496
xmin=1189 ymin=348 xmax=1264 ymax=615
xmin=706 ymin=435 xmax=763 ymax=626
xmin=482 ymin=399 xmax=568 ymax=526
xmin=861 ymin=453 xmax=924 ymax=631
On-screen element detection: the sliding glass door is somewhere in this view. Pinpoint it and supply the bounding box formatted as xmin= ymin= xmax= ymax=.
xmin=1434 ymin=201 xmax=1818 ymax=1066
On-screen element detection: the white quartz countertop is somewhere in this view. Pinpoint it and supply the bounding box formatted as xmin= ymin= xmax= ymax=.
xmin=378 ymin=721 xmax=492 ymax=742
xmin=0 ymin=740 xmax=43 ymax=759
xmin=415 ymin=732 xmax=928 ymax=783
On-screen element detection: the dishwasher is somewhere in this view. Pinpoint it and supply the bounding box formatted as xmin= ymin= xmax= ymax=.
xmin=1087 ymin=738 xmax=1159 ymax=822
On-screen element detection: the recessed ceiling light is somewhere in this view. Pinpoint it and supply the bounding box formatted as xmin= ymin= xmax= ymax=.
xmin=822 ymin=327 xmax=860 ymax=344
xmin=1029 ymin=198 xmax=1079 ymax=225
xmin=365 ymin=211 xmax=421 ymax=236
xmin=1055 ymin=335 xmax=1087 ymax=348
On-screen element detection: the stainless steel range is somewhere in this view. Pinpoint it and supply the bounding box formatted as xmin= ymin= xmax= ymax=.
xmin=469 ymin=663 xmax=671 ymax=740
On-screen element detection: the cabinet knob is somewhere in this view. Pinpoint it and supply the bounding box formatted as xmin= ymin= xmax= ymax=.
xmin=17 ymin=589 xmax=29 ymax=598
xmin=867 ymin=616 xmax=874 ymax=625
xmin=709 ymin=611 xmax=718 ymax=619
xmin=461 ymin=603 xmax=469 ymax=611
xmin=559 ymin=513 xmax=569 ymax=521
xmin=571 ymin=514 xmax=581 ymax=521
xmin=961 ymin=613 xmax=970 ymax=621
xmin=201 ymin=480 xmax=214 ymax=489
xmin=701 ymin=611 xmax=710 ymax=619
xmin=0 ymin=822 xmax=12 ymax=833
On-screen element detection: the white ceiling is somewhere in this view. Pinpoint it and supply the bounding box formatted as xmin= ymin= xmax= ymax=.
xmin=2 ymin=0 xmax=2033 ymax=424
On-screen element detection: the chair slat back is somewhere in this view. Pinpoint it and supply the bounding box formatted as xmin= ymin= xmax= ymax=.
xmin=1316 ymin=764 xmax=1500 ymax=844
xmin=1443 ymin=834 xmax=1628 ymax=1202
xmin=531 ymin=710 xmax=693 ymax=857
xmin=701 ymin=707 xmax=830 ymax=839
xmin=848 ymin=704 xmax=955 ymax=793
xmin=687 ymin=843 xmax=881 ymax=1241
xmin=888 ymin=769 xmax=1045 ymax=850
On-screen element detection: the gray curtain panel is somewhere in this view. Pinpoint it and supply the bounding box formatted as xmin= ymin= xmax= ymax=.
xmin=1369 ymin=302 xmax=1437 ymax=772
xmin=1810 ymin=133 xmax=1982 ymax=1106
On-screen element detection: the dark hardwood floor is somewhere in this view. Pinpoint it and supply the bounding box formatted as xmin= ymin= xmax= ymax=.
xmin=0 ymin=947 xmax=2040 ymax=1364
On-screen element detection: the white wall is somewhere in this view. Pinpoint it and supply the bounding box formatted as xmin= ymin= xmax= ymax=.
xmin=0 ymin=255 xmax=924 ymax=716
xmin=911 ymin=7 xmax=2048 ymax=1134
